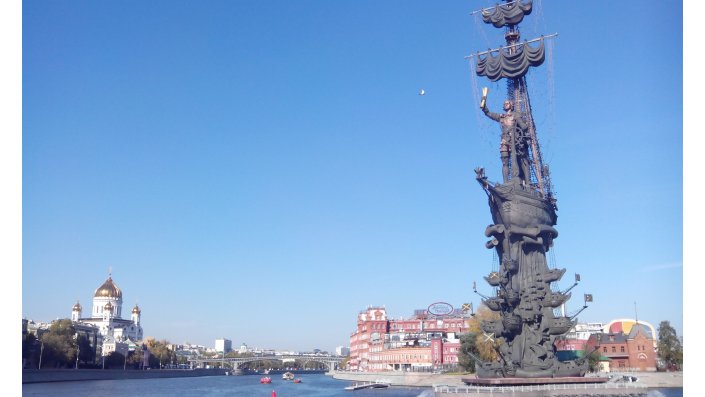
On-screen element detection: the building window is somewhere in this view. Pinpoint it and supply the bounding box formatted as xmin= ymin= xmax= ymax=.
xmin=620 ymin=346 xmax=625 ymax=353
xmin=603 ymin=347 xmax=607 ymax=353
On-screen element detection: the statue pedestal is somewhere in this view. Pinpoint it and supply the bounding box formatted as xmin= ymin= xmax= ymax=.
xmin=461 ymin=376 xmax=610 ymax=386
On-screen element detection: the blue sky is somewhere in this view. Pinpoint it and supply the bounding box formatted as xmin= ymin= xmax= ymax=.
xmin=20 ymin=1 xmax=683 ymax=353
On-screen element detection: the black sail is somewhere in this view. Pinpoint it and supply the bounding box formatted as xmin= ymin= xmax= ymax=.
xmin=482 ymin=0 xmax=533 ymax=28
xmin=475 ymin=39 xmax=545 ymax=81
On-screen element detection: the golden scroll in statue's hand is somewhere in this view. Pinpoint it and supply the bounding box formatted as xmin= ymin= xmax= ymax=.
xmin=480 ymin=87 xmax=488 ymax=109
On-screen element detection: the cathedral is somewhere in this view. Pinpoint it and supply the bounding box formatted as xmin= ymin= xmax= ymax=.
xmin=71 ymin=274 xmax=143 ymax=355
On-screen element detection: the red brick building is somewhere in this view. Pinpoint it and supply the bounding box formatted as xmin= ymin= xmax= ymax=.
xmin=349 ymin=306 xmax=469 ymax=372
xmin=585 ymin=323 xmax=657 ymax=372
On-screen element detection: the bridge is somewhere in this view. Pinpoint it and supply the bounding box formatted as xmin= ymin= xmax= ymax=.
xmin=188 ymin=354 xmax=345 ymax=371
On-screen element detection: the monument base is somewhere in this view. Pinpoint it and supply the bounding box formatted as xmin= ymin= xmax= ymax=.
xmin=462 ymin=376 xmax=610 ymax=386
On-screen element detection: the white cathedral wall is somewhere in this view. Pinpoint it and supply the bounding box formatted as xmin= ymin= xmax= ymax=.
xmin=92 ymin=296 xmax=124 ymax=319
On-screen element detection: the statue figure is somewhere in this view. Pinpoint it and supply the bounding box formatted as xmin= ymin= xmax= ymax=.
xmin=481 ymin=99 xmax=532 ymax=185
xmin=469 ymin=1 xmax=591 ymax=380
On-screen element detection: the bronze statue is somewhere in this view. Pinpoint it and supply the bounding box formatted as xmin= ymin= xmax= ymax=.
xmin=468 ymin=0 xmax=590 ymax=379
xmin=481 ymin=99 xmax=532 ymax=185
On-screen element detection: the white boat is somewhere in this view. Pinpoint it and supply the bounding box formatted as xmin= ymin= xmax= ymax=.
xmin=344 ymin=381 xmax=390 ymax=390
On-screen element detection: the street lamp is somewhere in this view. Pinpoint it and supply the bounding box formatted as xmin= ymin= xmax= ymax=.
xmin=74 ymin=332 xmax=80 ymax=369
xmin=38 ymin=340 xmax=44 ymax=370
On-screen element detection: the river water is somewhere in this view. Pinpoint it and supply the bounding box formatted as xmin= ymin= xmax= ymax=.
xmin=22 ymin=374 xmax=433 ymax=397
xmin=22 ymin=374 xmax=683 ymax=397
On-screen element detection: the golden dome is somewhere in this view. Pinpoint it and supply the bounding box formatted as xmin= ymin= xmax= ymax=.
xmin=104 ymin=301 xmax=114 ymax=312
xmin=132 ymin=304 xmax=141 ymax=314
xmin=94 ymin=276 xmax=122 ymax=298
xmin=72 ymin=301 xmax=82 ymax=311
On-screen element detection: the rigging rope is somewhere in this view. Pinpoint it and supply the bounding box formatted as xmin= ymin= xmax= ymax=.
xmin=469 ymin=60 xmax=502 ymax=153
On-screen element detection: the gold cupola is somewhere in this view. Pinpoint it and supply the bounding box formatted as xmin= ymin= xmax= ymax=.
xmin=94 ymin=276 xmax=122 ymax=299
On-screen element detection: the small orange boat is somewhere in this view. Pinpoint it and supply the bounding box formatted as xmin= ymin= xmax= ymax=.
xmin=260 ymin=376 xmax=272 ymax=384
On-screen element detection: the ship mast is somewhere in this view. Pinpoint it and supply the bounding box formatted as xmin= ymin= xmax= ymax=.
xmin=504 ymin=13 xmax=545 ymax=194
xmin=470 ymin=0 xmax=555 ymax=201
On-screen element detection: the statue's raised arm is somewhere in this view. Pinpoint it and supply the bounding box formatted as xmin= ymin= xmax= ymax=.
xmin=480 ymin=95 xmax=516 ymax=183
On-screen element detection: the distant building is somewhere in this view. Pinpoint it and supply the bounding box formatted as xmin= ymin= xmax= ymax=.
xmin=336 ymin=346 xmax=350 ymax=356
xmin=215 ymin=338 xmax=232 ymax=353
xmin=70 ymin=274 xmax=144 ymax=358
xmin=586 ymin=321 xmax=657 ymax=372
xmin=349 ymin=306 xmax=469 ymax=372
xmin=239 ymin=342 xmax=249 ymax=354
xmin=603 ymin=319 xmax=657 ymax=348
xmin=554 ymin=322 xmax=604 ymax=361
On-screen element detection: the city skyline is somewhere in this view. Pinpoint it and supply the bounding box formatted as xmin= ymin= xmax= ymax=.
xmin=21 ymin=1 xmax=683 ymax=353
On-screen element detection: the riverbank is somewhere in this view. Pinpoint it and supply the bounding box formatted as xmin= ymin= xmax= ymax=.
xmin=329 ymin=370 xmax=683 ymax=389
xmin=22 ymin=368 xmax=226 ymax=384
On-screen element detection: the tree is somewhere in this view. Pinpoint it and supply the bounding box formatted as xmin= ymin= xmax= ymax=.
xmin=458 ymin=332 xmax=480 ymax=372
xmin=40 ymin=319 xmax=78 ymax=368
xmin=458 ymin=305 xmax=502 ymax=372
xmin=103 ymin=351 xmax=126 ymax=369
xmin=582 ymin=345 xmax=603 ymax=373
xmin=657 ymin=321 xmax=683 ymax=371
xmin=23 ymin=332 xmax=39 ymax=368
xmin=77 ymin=334 xmax=94 ymax=365
xmin=339 ymin=356 xmax=351 ymax=370
xmin=126 ymin=347 xmax=145 ymax=369
xmin=144 ymin=338 xmax=176 ymax=368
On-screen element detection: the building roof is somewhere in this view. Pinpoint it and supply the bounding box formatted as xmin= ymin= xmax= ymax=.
xmin=80 ymin=317 xmax=136 ymax=327
xmin=94 ymin=276 xmax=123 ymax=299
xmin=604 ymin=319 xmax=656 ymax=340
xmin=627 ymin=323 xmax=654 ymax=340
xmin=595 ymin=332 xmax=628 ymax=344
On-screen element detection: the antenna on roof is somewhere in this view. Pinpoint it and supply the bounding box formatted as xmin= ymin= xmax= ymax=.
xmin=634 ymin=301 xmax=639 ymax=324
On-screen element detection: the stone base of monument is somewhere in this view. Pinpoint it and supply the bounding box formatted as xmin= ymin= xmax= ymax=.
xmin=435 ymin=377 xmax=647 ymax=397
xmin=461 ymin=376 xmax=610 ymax=386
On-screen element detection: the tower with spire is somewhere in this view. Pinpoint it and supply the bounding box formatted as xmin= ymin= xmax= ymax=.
xmin=71 ymin=301 xmax=82 ymax=322
xmin=131 ymin=304 xmax=141 ymax=325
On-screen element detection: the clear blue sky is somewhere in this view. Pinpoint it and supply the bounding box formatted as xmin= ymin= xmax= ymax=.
xmin=21 ymin=1 xmax=683 ymax=352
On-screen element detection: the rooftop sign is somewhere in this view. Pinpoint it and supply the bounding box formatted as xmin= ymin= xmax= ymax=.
xmin=427 ymin=302 xmax=454 ymax=316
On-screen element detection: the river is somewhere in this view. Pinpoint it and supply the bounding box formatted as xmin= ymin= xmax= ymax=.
xmin=22 ymin=374 xmax=683 ymax=397
xmin=22 ymin=373 xmax=433 ymax=397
